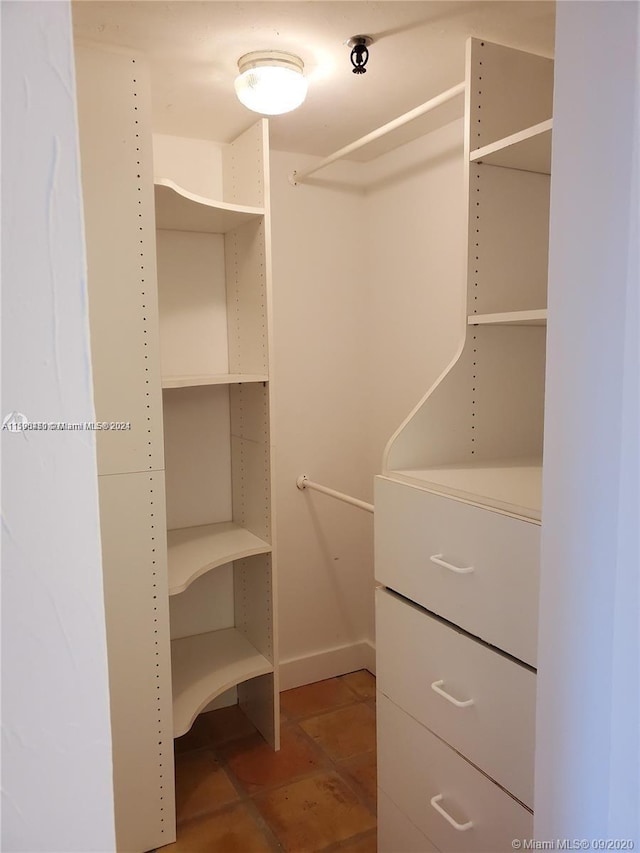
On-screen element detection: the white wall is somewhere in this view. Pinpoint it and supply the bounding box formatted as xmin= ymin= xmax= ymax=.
xmin=1 ymin=3 xmax=116 ymax=851
xmin=270 ymin=151 xmax=375 ymax=687
xmin=270 ymin=122 xmax=466 ymax=686
xmin=364 ymin=120 xmax=467 ymax=492
xmin=535 ymin=1 xmax=640 ymax=841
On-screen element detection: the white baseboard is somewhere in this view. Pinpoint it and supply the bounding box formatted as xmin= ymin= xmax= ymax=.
xmin=279 ymin=640 xmax=376 ymax=692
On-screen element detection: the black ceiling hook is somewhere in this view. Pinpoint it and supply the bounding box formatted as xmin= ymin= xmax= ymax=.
xmin=347 ymin=36 xmax=373 ymax=75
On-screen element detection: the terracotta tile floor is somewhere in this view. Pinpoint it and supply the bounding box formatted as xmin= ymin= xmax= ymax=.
xmin=162 ymin=671 xmax=377 ymax=853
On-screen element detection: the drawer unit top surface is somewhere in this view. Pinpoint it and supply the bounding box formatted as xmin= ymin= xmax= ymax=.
xmin=374 ymin=476 xmax=540 ymax=666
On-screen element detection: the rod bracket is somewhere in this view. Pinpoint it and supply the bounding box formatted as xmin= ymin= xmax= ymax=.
xmin=296 ymin=474 xmax=309 ymax=490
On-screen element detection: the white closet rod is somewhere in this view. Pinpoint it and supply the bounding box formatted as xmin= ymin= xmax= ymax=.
xmin=289 ymin=81 xmax=465 ymax=186
xmin=296 ymin=475 xmax=374 ymax=514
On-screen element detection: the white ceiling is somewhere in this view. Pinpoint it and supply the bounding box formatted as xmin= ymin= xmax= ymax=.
xmin=72 ymin=1 xmax=555 ymax=160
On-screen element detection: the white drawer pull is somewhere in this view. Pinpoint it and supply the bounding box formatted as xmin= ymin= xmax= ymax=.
xmin=430 ymin=554 xmax=474 ymax=574
xmin=431 ymin=680 xmax=474 ymax=708
xmin=430 ymin=794 xmax=474 ymax=831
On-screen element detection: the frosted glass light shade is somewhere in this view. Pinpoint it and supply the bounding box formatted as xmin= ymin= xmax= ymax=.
xmin=235 ymin=51 xmax=307 ymax=116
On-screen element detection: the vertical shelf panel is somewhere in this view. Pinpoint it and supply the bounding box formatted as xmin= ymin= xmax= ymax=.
xmin=470 ymin=326 xmax=546 ymax=461
xmin=235 ymin=554 xmax=280 ymax=749
xmin=98 ymin=471 xmax=175 ymax=851
xmin=234 ymin=554 xmax=275 ymax=662
xmin=231 ymin=436 xmax=271 ymax=542
xmin=156 ymin=229 xmax=229 ymax=379
xmin=75 ymin=45 xmax=164 ymax=477
xmin=225 ymin=219 xmax=269 ymax=376
xmin=222 ymin=119 xmax=267 ymax=207
xmin=163 ymin=385 xmax=232 ymax=530
xmin=468 ymin=163 xmax=550 ymax=316
xmin=75 ymin=45 xmax=175 ymax=851
xmin=385 ymin=348 xmax=474 ymax=472
xmin=468 ymin=38 xmax=554 ymax=151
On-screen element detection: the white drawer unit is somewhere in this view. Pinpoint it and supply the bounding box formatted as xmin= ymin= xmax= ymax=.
xmin=376 ymin=588 xmax=536 ymax=808
xmin=377 ymin=692 xmax=533 ymax=853
xmin=374 ymin=475 xmax=540 ymax=667
xmin=375 ymin=38 xmax=551 ymax=850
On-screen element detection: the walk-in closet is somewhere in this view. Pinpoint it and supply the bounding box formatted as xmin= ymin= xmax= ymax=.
xmin=5 ymin=1 xmax=639 ymax=852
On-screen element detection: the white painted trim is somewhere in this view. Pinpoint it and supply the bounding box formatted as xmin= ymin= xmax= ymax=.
xmin=279 ymin=641 xmax=376 ymax=691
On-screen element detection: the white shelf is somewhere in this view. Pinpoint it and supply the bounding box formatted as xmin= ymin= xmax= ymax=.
xmin=171 ymin=627 xmax=273 ymax=737
xmin=167 ymin=521 xmax=271 ymax=596
xmin=390 ymin=456 xmax=543 ymax=521
xmin=470 ymin=119 xmax=552 ymax=174
xmin=154 ymin=179 xmax=264 ymax=233
xmin=468 ymin=309 xmax=547 ymax=327
xmin=162 ymin=373 xmax=269 ymax=389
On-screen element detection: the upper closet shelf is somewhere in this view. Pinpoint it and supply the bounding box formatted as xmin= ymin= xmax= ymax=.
xmin=171 ymin=627 xmax=273 ymax=738
xmin=162 ymin=374 xmax=269 ymax=389
xmin=154 ymin=179 xmax=264 ymax=233
xmin=389 ymin=456 xmax=542 ymax=522
xmin=470 ymin=119 xmax=552 ymax=174
xmin=168 ymin=521 xmax=271 ymax=596
xmin=468 ymin=309 xmax=547 ymax=326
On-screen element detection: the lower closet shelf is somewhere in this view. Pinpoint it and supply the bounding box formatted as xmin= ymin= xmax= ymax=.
xmin=168 ymin=522 xmax=272 ymax=595
xmin=171 ymin=627 xmax=274 ymax=738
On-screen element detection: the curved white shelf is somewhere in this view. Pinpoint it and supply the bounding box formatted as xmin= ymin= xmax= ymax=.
xmin=468 ymin=309 xmax=547 ymax=327
xmin=470 ymin=119 xmax=552 ymax=175
xmin=168 ymin=522 xmax=271 ymax=596
xmin=171 ymin=628 xmax=273 ymax=738
xmin=162 ymin=373 xmax=269 ymax=389
xmin=390 ymin=456 xmax=542 ymax=521
xmin=154 ymin=178 xmax=264 ymax=233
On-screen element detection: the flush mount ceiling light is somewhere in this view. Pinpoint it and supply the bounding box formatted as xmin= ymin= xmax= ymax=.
xmin=234 ymin=51 xmax=307 ymax=116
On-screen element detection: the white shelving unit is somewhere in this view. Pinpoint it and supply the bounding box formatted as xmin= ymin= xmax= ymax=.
xmin=468 ymin=309 xmax=547 ymax=326
xmin=154 ymin=179 xmax=263 ymax=232
xmin=171 ymin=627 xmax=274 ymax=738
xmin=162 ymin=374 xmax=269 ymax=389
xmin=470 ymin=119 xmax=552 ymax=174
xmin=75 ymin=46 xmax=279 ymax=848
xmin=384 ymin=39 xmax=553 ymax=523
xmin=376 ymin=39 xmax=553 ymax=851
xmin=155 ymin=121 xmax=279 ymax=754
xmin=168 ymin=522 xmax=271 ymax=596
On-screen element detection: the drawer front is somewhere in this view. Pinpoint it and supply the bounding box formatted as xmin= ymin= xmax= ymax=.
xmin=378 ymin=788 xmax=440 ymax=853
xmin=377 ymin=692 xmax=532 ymax=853
xmin=376 ymin=589 xmax=535 ymax=807
xmin=374 ymin=476 xmax=540 ymax=666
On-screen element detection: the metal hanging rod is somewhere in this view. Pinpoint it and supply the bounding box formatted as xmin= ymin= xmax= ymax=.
xmin=289 ymin=81 xmax=465 ymax=186
xmin=296 ymin=475 xmax=374 ymax=514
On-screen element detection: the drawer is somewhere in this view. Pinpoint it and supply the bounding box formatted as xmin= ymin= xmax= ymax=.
xmin=378 ymin=788 xmax=440 ymax=853
xmin=376 ymin=588 xmax=535 ymax=807
xmin=377 ymin=692 xmax=532 ymax=853
xmin=374 ymin=476 xmax=540 ymax=666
